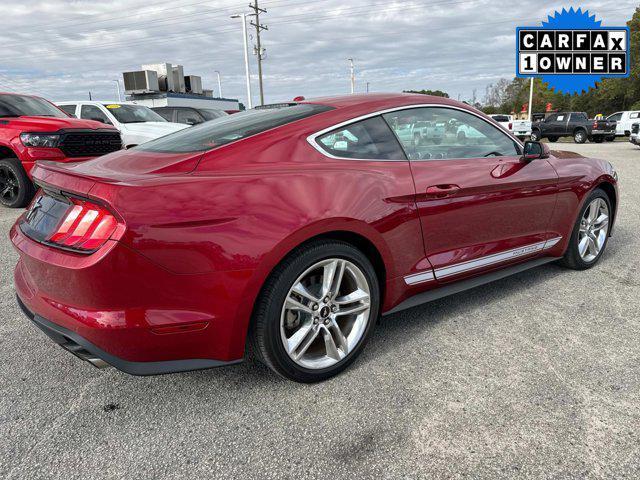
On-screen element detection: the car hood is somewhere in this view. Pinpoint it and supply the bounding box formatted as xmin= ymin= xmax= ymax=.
xmin=120 ymin=122 xmax=188 ymax=137
xmin=1 ymin=115 xmax=113 ymax=132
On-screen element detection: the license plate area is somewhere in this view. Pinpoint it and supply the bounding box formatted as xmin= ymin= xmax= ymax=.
xmin=20 ymin=192 xmax=71 ymax=244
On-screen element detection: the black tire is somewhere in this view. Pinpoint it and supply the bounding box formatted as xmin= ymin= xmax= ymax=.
xmin=593 ymin=136 xmax=604 ymax=144
xmin=574 ymin=129 xmax=587 ymax=144
xmin=249 ymin=240 xmax=380 ymax=383
xmin=0 ymin=157 xmax=34 ymax=208
xmin=548 ymin=136 xmax=558 ymax=143
xmin=605 ymin=136 xmax=615 ymax=142
xmin=530 ymin=130 xmax=541 ymax=141
xmin=558 ymin=188 xmax=612 ymax=270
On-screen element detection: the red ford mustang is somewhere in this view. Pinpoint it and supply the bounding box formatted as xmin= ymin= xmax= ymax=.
xmin=11 ymin=94 xmax=618 ymax=382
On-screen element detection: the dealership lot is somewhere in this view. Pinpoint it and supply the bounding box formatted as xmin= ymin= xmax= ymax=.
xmin=1 ymin=141 xmax=639 ymax=479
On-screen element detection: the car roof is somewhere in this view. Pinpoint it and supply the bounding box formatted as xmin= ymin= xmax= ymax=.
xmin=56 ymin=101 xmax=121 ymax=105
xmin=299 ymin=92 xmax=462 ymax=109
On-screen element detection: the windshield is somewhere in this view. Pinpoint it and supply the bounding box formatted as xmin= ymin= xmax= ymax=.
xmin=138 ymin=104 xmax=333 ymax=153
xmin=0 ymin=94 xmax=68 ymax=118
xmin=102 ymin=104 xmax=166 ymax=123
xmin=200 ymin=109 xmax=228 ymax=121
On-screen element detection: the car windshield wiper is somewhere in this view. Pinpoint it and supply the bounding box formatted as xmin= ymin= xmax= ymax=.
xmin=0 ymin=114 xmax=20 ymax=117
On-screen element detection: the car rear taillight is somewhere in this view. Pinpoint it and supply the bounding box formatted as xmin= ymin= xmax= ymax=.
xmin=47 ymin=199 xmax=118 ymax=251
xmin=508 ymin=122 xmax=513 ymax=130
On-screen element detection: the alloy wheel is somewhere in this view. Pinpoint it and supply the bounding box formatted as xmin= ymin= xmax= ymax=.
xmin=578 ymin=198 xmax=609 ymax=262
xmin=0 ymin=166 xmax=19 ymax=204
xmin=280 ymin=258 xmax=371 ymax=369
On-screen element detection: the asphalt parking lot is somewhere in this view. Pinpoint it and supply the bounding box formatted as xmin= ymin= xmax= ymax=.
xmin=1 ymin=141 xmax=639 ymax=479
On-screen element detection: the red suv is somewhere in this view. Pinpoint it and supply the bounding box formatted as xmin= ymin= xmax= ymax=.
xmin=0 ymin=93 xmax=122 ymax=208
xmin=11 ymin=94 xmax=618 ymax=382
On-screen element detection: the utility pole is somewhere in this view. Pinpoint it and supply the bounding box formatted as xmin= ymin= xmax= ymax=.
xmin=231 ymin=13 xmax=253 ymax=109
xmin=250 ymin=0 xmax=267 ymax=106
xmin=366 ymin=82 xmax=370 ymax=93
xmin=348 ymin=58 xmax=355 ymax=94
xmin=528 ymin=77 xmax=534 ymax=121
xmin=113 ymin=80 xmax=122 ymax=102
xmin=215 ymin=70 xmax=223 ymax=98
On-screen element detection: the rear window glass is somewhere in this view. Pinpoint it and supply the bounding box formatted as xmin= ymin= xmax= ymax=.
xmin=138 ymin=104 xmax=333 ymax=153
xmin=491 ymin=115 xmax=510 ymax=122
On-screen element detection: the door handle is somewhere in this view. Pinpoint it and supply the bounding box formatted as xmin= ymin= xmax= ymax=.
xmin=425 ymin=184 xmax=460 ymax=197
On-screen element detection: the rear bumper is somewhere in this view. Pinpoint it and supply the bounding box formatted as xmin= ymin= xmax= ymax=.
xmin=11 ymin=222 xmax=256 ymax=371
xmin=16 ymin=295 xmax=241 ymax=375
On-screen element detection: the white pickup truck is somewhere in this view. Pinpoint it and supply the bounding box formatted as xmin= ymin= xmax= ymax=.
xmin=489 ymin=114 xmax=531 ymax=140
xmin=56 ymin=101 xmax=188 ymax=149
xmin=606 ymin=111 xmax=640 ymax=138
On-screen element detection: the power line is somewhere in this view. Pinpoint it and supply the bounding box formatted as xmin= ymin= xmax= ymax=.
xmin=1 ymin=0 xmax=474 ymax=60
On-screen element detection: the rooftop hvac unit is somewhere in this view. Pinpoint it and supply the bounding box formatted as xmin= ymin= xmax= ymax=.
xmin=172 ymin=65 xmax=186 ymax=93
xmin=142 ymin=63 xmax=175 ymax=92
xmin=185 ymin=75 xmax=203 ymax=95
xmin=202 ymin=89 xmax=214 ymax=98
xmin=122 ymin=70 xmax=159 ymax=94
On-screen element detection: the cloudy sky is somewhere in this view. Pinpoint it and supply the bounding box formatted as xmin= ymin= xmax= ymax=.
xmin=0 ymin=0 xmax=637 ymax=105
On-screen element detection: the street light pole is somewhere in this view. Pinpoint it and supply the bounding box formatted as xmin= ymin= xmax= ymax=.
xmin=215 ymin=70 xmax=223 ymax=98
xmin=231 ymin=13 xmax=253 ymax=109
xmin=528 ymin=77 xmax=534 ymax=121
xmin=113 ymin=80 xmax=122 ymax=102
xmin=348 ymin=58 xmax=355 ymax=94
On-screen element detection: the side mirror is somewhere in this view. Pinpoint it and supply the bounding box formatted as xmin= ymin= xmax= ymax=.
xmin=185 ymin=118 xmax=199 ymax=125
xmin=522 ymin=141 xmax=549 ymax=161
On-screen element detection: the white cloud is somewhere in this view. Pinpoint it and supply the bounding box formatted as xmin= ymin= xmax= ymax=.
xmin=0 ymin=0 xmax=636 ymax=104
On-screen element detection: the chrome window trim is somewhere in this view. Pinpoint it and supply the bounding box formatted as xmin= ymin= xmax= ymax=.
xmin=306 ymin=103 xmax=524 ymax=162
xmin=403 ymin=237 xmax=562 ymax=284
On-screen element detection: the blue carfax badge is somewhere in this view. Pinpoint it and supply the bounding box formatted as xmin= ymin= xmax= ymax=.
xmin=516 ymin=7 xmax=630 ymax=94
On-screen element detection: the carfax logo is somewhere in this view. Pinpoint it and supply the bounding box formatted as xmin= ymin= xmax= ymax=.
xmin=516 ymin=7 xmax=630 ymax=94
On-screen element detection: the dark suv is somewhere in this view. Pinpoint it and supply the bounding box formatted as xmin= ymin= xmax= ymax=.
xmin=151 ymin=106 xmax=227 ymax=125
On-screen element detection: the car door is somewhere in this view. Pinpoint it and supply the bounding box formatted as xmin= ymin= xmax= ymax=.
xmin=541 ymin=114 xmax=556 ymax=136
xmin=79 ymin=104 xmax=112 ymax=126
xmin=553 ymin=114 xmax=569 ymax=136
xmin=607 ymin=112 xmax=623 ymax=135
xmin=383 ymin=106 xmax=559 ymax=282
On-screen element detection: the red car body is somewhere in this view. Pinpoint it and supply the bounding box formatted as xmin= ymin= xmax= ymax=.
xmin=11 ymin=94 xmax=618 ymax=375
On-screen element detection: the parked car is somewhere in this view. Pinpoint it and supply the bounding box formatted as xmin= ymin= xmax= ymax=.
xmin=630 ymin=123 xmax=639 ymax=146
xmin=56 ymin=101 xmax=188 ymax=149
xmin=0 ymin=92 xmax=121 ymax=208
xmin=489 ymin=114 xmax=531 ymax=140
xmin=151 ymin=106 xmax=228 ymax=125
xmin=489 ymin=114 xmax=512 ymax=130
xmin=530 ymin=112 xmax=616 ymax=144
xmin=12 ymin=94 xmax=618 ymax=382
xmin=606 ymin=111 xmax=640 ymax=139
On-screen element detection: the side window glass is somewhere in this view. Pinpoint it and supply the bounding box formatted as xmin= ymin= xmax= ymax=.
xmin=177 ymin=109 xmax=202 ymax=125
xmin=383 ymin=107 xmax=519 ymax=160
xmin=81 ymin=105 xmax=111 ymax=124
xmin=154 ymin=108 xmax=173 ymax=121
xmin=316 ymin=116 xmax=406 ymax=160
xmin=58 ymin=105 xmax=77 ymax=117
xmin=630 ymin=112 xmax=639 ymax=119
